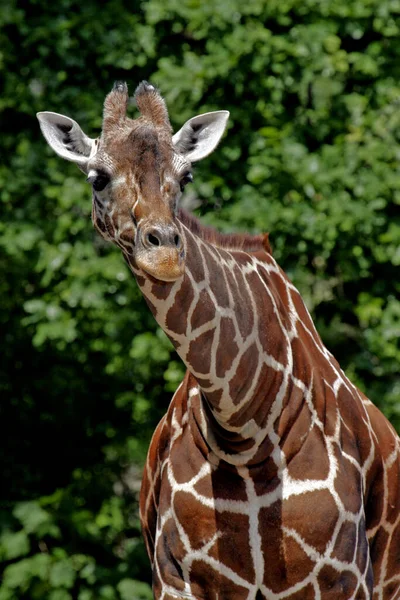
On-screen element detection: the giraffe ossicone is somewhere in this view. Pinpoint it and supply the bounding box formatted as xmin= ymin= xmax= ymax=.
xmin=38 ymin=81 xmax=400 ymax=599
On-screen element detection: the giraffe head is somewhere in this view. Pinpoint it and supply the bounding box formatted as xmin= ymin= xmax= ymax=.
xmin=37 ymin=81 xmax=229 ymax=281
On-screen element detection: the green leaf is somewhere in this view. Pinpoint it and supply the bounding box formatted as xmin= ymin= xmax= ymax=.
xmin=13 ymin=502 xmax=60 ymax=538
xmin=2 ymin=560 xmax=32 ymax=590
xmin=117 ymin=579 xmax=153 ymax=600
xmin=49 ymin=591 xmax=73 ymax=600
xmin=0 ymin=530 xmax=30 ymax=560
xmin=49 ymin=560 xmax=76 ymax=589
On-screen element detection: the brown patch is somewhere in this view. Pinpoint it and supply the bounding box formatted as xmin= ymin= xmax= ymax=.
xmin=386 ymin=457 xmax=400 ymax=525
xmin=259 ymin=501 xmax=287 ymax=591
xmin=355 ymin=517 xmax=370 ymax=575
xmin=248 ymin=271 xmax=289 ymax=364
xmin=369 ymin=526 xmax=389 ymax=580
xmin=331 ymin=520 xmax=357 ymax=563
xmin=317 ymin=565 xmax=358 ymax=597
xmin=228 ymin=343 xmax=259 ymax=405
xmin=155 ymin=518 xmax=186 ymax=590
xmin=172 ymin=492 xmax=256 ymax=587
xmin=279 ymin=387 xmax=312 ymax=458
xmin=297 ymin=321 xmax=339 ymax=389
xmin=366 ymin=399 xmax=400 ymax=457
xmin=169 ymin=433 xmax=209 ymax=485
xmin=185 ymin=230 xmax=206 ymax=283
xmin=290 ymin=336 xmax=316 ymax=388
xmin=231 ymin=248 xmax=256 ymax=268
xmin=193 ymin=466 xmax=247 ymax=502
xmin=385 ymin=523 xmax=400 ymax=585
xmin=365 ymin=466 xmax=384 ymax=534
xmin=334 ymin=447 xmax=363 ymax=514
xmin=203 ymin=246 xmax=230 ymax=308
xmin=249 ymin=439 xmax=278 ymax=472
xmin=268 ymin=269 xmax=291 ymax=308
xmin=215 ymin=317 xmax=239 ymax=378
xmin=186 ymin=328 xmax=216 ymax=375
xmin=340 ymin=425 xmax=361 ymax=466
xmin=214 ymin=512 xmax=256 ymax=584
xmin=189 ymin=557 xmax=253 ymax=598
xmin=228 ymin=364 xmax=284 ymax=431
xmin=152 ymin=572 xmax=163 ymax=599
xmin=223 ymin=259 xmax=239 ymax=293
xmin=289 ymin=288 xmax=325 ymax=351
xmin=172 ymin=490 xmax=218 ymax=550
xmin=157 ymin=471 xmax=173 ymax=517
xmin=190 ymin=288 xmax=216 ymax=331
xmin=214 ymin=466 xmax=249 ymax=501
xmin=134 ymin=273 xmax=146 ymax=287
xmin=207 ymin=418 xmax=257 ymax=456
xmin=283 ymin=489 xmax=339 ymax=555
xmin=285 ymin=583 xmax=316 ymax=599
xmin=317 ymin=377 xmax=338 ymax=437
xmin=166 ymin=282 xmax=194 ymax=336
xmin=231 ymin=264 xmax=255 ymax=339
xmin=151 ymin=280 xmax=174 ymax=301
xmin=204 ymin=388 xmax=223 ymax=407
xmin=287 ymin=425 xmax=330 ymax=482
xmin=282 ymin=531 xmax=318 ymax=589
xmin=195 ymin=376 xmax=212 ymax=389
xmin=383 ymin=580 xmax=400 ymax=600
xmin=337 ymin=387 xmax=373 ymax=469
xmin=254 ymin=367 xmax=285 ymax=428
xmin=247 ymin=454 xmax=280 ymax=495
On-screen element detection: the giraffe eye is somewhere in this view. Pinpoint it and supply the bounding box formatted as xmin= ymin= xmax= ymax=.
xmin=87 ymin=172 xmax=110 ymax=192
xmin=180 ymin=172 xmax=193 ymax=192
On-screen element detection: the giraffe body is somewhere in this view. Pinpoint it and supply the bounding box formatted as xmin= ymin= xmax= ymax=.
xmin=37 ymin=81 xmax=400 ymax=599
xmin=139 ymin=222 xmax=400 ymax=599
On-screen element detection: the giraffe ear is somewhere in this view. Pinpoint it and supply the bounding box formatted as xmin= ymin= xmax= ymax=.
xmin=172 ymin=110 xmax=229 ymax=163
xmin=37 ymin=111 xmax=97 ymax=171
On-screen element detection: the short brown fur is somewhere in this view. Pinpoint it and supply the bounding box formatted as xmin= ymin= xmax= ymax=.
xmin=178 ymin=208 xmax=272 ymax=254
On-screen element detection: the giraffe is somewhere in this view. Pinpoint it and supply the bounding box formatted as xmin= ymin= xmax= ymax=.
xmin=37 ymin=81 xmax=400 ymax=600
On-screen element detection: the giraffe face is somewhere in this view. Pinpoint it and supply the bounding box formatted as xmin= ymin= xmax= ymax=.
xmin=37 ymin=81 xmax=229 ymax=283
xmin=87 ymin=130 xmax=188 ymax=282
xmin=88 ymin=84 xmax=189 ymax=282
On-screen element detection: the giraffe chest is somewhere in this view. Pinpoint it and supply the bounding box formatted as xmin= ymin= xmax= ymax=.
xmin=150 ymin=428 xmax=373 ymax=599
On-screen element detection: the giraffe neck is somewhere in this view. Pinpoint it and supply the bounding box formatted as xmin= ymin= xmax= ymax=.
xmin=123 ymin=215 xmax=329 ymax=455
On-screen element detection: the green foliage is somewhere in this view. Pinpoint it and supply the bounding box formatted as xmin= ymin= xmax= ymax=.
xmin=1 ymin=0 xmax=399 ymax=596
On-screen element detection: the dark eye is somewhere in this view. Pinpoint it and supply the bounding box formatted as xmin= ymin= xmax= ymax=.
xmin=180 ymin=172 xmax=193 ymax=192
xmin=93 ymin=174 xmax=110 ymax=192
xmin=87 ymin=172 xmax=110 ymax=192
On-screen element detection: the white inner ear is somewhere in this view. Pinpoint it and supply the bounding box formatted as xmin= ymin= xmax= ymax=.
xmin=37 ymin=111 xmax=97 ymax=169
xmin=172 ymin=110 xmax=229 ymax=163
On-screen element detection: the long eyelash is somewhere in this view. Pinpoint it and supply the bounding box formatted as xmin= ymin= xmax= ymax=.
xmin=180 ymin=171 xmax=193 ymax=192
xmin=87 ymin=170 xmax=110 ymax=192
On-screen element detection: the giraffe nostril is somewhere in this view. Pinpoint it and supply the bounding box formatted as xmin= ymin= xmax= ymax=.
xmin=141 ymin=226 xmax=181 ymax=250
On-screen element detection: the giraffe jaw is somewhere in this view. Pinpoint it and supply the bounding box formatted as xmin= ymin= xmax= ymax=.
xmin=135 ymin=247 xmax=185 ymax=282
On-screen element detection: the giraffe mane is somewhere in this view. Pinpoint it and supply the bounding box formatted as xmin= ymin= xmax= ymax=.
xmin=178 ymin=209 xmax=272 ymax=254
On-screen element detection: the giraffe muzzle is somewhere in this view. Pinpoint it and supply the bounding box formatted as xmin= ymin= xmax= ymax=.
xmin=135 ymin=223 xmax=185 ymax=282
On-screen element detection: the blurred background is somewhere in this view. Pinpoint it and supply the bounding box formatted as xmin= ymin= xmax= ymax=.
xmin=1 ymin=0 xmax=400 ymax=598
